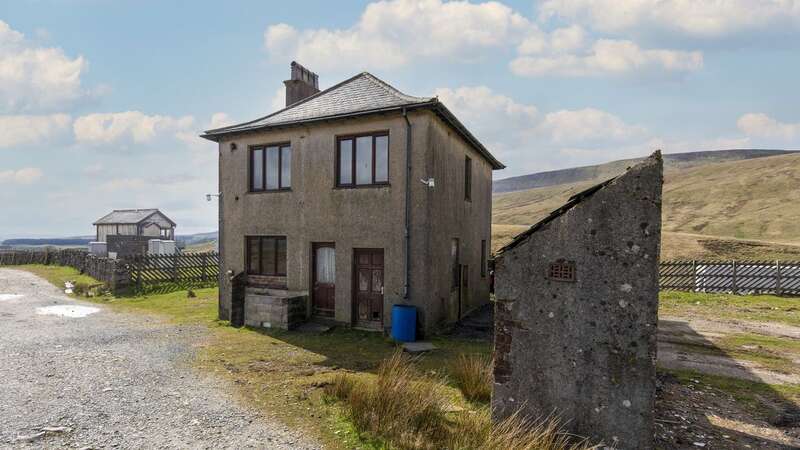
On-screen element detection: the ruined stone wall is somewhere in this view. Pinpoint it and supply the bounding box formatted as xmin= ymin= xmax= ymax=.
xmin=0 ymin=249 xmax=130 ymax=293
xmin=492 ymin=153 xmax=662 ymax=449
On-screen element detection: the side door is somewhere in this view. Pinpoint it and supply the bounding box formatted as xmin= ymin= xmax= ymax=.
xmin=354 ymin=249 xmax=384 ymax=329
xmin=312 ymin=243 xmax=336 ymax=317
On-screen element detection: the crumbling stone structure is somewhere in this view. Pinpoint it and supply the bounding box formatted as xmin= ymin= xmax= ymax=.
xmin=492 ymin=152 xmax=663 ymax=449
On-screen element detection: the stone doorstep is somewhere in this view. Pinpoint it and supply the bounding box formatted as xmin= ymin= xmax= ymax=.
xmin=401 ymin=342 xmax=437 ymax=353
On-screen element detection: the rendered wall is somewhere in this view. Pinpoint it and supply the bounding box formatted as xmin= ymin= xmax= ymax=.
xmin=492 ymin=153 xmax=663 ymax=449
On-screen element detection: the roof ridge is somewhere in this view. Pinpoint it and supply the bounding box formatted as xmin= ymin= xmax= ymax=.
xmin=361 ymin=72 xmax=432 ymax=103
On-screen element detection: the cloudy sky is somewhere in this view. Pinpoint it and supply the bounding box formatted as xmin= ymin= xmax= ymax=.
xmin=1 ymin=0 xmax=799 ymax=238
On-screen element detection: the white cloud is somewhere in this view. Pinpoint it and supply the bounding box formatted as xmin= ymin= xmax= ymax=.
xmin=436 ymin=85 xmax=646 ymax=174
xmin=264 ymin=0 xmax=536 ymax=70
xmin=511 ymin=38 xmax=703 ymax=77
xmin=0 ymin=20 xmax=89 ymax=112
xmin=209 ymin=112 xmax=234 ymax=129
xmin=73 ymin=111 xmax=195 ymax=144
xmin=737 ymin=113 xmax=800 ymax=140
xmin=0 ymin=113 xmax=72 ymax=148
xmin=270 ymin=88 xmax=285 ymax=112
xmin=0 ymin=167 xmax=43 ymax=184
xmin=539 ymin=108 xmax=646 ymax=144
xmin=537 ymin=0 xmax=800 ymax=38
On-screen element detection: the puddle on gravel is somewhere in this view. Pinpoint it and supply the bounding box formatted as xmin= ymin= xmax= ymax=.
xmin=35 ymin=305 xmax=100 ymax=318
xmin=0 ymin=294 xmax=23 ymax=302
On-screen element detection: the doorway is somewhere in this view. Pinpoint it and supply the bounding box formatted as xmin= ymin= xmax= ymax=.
xmin=353 ymin=248 xmax=384 ymax=329
xmin=312 ymin=243 xmax=336 ymax=318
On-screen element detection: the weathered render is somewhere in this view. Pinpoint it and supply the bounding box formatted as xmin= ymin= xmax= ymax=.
xmin=492 ymin=152 xmax=663 ymax=449
xmin=203 ymin=63 xmax=502 ymax=333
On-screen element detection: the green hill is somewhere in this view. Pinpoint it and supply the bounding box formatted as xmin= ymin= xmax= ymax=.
xmin=493 ymin=149 xmax=798 ymax=193
xmin=492 ymin=152 xmax=800 ymax=260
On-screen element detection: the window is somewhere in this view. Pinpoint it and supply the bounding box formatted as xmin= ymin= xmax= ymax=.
xmin=250 ymin=143 xmax=291 ymax=191
xmin=451 ymin=238 xmax=460 ymax=289
xmin=481 ymin=239 xmax=487 ymax=277
xmin=337 ymin=133 xmax=389 ymax=186
xmin=464 ymin=156 xmax=472 ymax=201
xmin=246 ymin=236 xmax=287 ymax=276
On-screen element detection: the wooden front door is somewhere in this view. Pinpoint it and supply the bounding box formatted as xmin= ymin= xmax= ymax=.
xmin=354 ymin=249 xmax=384 ymax=328
xmin=312 ymin=243 xmax=336 ymax=317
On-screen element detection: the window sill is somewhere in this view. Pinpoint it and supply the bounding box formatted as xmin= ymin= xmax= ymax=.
xmin=247 ymin=189 xmax=292 ymax=195
xmin=333 ymin=183 xmax=391 ymax=190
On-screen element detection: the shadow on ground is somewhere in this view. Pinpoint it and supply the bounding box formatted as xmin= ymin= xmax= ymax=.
xmin=655 ymin=319 xmax=800 ymax=449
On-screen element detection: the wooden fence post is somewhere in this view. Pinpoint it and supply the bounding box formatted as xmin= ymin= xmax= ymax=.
xmin=732 ymin=261 xmax=738 ymax=294
xmin=776 ymin=260 xmax=782 ymax=296
xmin=691 ymin=260 xmax=697 ymax=292
xmin=201 ymin=253 xmax=208 ymax=282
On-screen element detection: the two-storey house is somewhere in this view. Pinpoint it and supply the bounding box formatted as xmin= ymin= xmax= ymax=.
xmin=202 ymin=62 xmax=504 ymax=333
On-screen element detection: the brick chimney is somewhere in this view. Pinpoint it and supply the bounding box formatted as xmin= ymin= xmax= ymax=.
xmin=284 ymin=61 xmax=319 ymax=107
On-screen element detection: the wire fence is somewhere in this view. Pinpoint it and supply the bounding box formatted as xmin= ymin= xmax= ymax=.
xmin=660 ymin=260 xmax=800 ymax=296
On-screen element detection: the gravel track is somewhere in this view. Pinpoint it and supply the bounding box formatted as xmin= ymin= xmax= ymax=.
xmin=0 ymin=268 xmax=319 ymax=449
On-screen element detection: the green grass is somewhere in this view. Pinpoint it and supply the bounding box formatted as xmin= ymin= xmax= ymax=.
xmin=11 ymin=264 xmax=100 ymax=289
xmin=9 ymin=263 xmax=799 ymax=448
xmin=660 ymin=290 xmax=800 ymax=327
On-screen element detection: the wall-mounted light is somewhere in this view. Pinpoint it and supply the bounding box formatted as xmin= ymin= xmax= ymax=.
xmin=230 ymin=142 xmax=237 ymax=151
xmin=206 ymin=192 xmax=222 ymax=202
xmin=419 ymin=178 xmax=435 ymax=188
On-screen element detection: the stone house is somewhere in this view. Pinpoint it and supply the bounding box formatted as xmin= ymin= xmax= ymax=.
xmin=491 ymin=152 xmax=662 ymax=449
xmin=93 ymin=209 xmax=176 ymax=257
xmin=201 ymin=62 xmax=504 ymax=332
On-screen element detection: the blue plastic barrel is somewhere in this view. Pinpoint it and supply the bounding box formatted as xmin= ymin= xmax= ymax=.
xmin=391 ymin=304 xmax=417 ymax=342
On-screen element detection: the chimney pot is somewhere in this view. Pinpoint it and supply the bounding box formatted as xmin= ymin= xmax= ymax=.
xmin=284 ymin=61 xmax=320 ymax=107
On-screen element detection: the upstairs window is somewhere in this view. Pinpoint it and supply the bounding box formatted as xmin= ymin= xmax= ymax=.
xmin=337 ymin=132 xmax=389 ymax=187
xmin=464 ymin=156 xmax=472 ymax=201
xmin=247 ymin=236 xmax=287 ymax=276
xmin=250 ymin=143 xmax=291 ymax=192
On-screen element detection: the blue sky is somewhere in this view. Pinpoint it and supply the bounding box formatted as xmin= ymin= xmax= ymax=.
xmin=1 ymin=0 xmax=799 ymax=238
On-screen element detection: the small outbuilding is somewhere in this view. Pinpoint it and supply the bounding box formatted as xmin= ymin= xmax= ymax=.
xmin=93 ymin=209 xmax=176 ymax=257
xmin=492 ymin=151 xmax=663 ymax=449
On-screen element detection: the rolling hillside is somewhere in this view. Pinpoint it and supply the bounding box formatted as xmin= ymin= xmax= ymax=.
xmin=493 ymin=149 xmax=798 ymax=193
xmin=492 ymin=152 xmax=800 ymax=260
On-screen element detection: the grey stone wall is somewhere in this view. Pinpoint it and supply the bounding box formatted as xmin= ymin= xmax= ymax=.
xmin=492 ymin=152 xmax=663 ymax=449
xmin=0 ymin=249 xmax=130 ymax=293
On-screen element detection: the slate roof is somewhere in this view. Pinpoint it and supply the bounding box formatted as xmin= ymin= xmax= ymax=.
xmin=202 ymin=72 xmax=504 ymax=169
xmin=93 ymin=209 xmax=175 ymax=226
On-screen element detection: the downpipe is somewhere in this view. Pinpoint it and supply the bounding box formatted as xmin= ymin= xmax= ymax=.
xmin=403 ymin=108 xmax=412 ymax=300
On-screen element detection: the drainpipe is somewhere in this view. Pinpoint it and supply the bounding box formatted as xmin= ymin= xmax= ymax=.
xmin=402 ymin=108 xmax=412 ymax=300
xmin=217 ymin=143 xmax=225 ymax=320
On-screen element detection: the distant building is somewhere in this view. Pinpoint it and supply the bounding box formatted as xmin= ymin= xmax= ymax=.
xmin=202 ymin=62 xmax=504 ymax=333
xmin=93 ymin=209 xmax=176 ymax=257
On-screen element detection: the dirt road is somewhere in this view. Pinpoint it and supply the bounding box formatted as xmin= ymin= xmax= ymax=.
xmin=0 ymin=268 xmax=319 ymax=449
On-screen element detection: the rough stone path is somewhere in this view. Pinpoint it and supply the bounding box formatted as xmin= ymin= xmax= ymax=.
xmin=659 ymin=315 xmax=800 ymax=385
xmin=0 ymin=268 xmax=319 ymax=449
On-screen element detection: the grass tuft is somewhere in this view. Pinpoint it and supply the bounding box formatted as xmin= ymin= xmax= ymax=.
xmin=451 ymin=354 xmax=493 ymax=402
xmin=327 ymin=351 xmax=595 ymax=450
